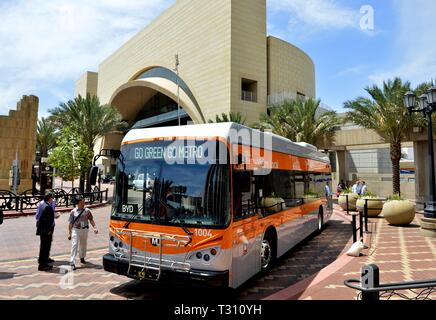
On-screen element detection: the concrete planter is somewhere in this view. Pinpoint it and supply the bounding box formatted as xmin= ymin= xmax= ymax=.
xmin=356 ymin=198 xmax=384 ymax=217
xmin=338 ymin=193 xmax=359 ymax=211
xmin=382 ymin=200 xmax=416 ymax=226
xmin=260 ymin=197 xmax=286 ymax=213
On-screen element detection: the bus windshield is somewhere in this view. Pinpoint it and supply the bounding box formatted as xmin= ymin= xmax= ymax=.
xmin=112 ymin=140 xmax=231 ymax=229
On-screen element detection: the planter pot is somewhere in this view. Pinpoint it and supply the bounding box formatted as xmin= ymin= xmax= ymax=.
xmin=260 ymin=197 xmax=286 ymax=213
xmin=356 ymin=198 xmax=384 ymax=217
xmin=338 ymin=193 xmax=359 ymax=211
xmin=382 ymin=200 xmax=415 ymax=226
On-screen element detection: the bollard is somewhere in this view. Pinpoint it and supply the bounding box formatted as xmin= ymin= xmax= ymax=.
xmin=352 ymin=214 xmax=357 ymax=243
xmin=361 ymin=264 xmax=380 ymax=301
xmin=364 ymin=199 xmax=369 ymax=233
xmin=346 ymin=194 xmax=350 ymax=215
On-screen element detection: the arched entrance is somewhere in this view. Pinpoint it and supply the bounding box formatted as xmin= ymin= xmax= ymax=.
xmin=109 ymin=67 xmax=205 ymax=127
xmin=99 ymin=67 xmax=206 ymax=175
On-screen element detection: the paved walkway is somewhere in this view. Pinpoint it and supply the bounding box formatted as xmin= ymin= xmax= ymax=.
xmin=0 ymin=204 xmax=435 ymax=300
xmin=267 ymin=207 xmax=436 ymax=300
xmin=0 ymin=206 xmax=111 ymax=262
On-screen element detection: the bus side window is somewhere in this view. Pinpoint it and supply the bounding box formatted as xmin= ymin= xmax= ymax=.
xmin=233 ymin=170 xmax=253 ymax=221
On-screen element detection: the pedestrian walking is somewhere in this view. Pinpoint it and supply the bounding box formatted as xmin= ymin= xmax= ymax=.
xmin=361 ymin=181 xmax=368 ymax=195
xmin=325 ymin=182 xmax=331 ymax=199
xmin=36 ymin=192 xmax=57 ymax=271
xmin=68 ymin=197 xmax=98 ymax=270
xmin=336 ymin=180 xmax=345 ymax=197
xmin=352 ymin=181 xmax=359 ymax=194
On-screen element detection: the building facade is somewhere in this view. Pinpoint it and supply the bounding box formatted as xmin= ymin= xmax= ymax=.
xmin=75 ymin=0 xmax=316 ymax=175
xmin=326 ymin=119 xmax=416 ymax=200
xmin=0 ymin=96 xmax=39 ymax=193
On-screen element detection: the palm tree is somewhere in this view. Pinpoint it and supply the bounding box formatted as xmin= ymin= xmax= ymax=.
xmin=256 ymin=98 xmax=341 ymax=147
xmin=49 ymin=93 xmax=127 ymax=191
xmin=344 ymin=78 xmax=423 ymax=195
xmin=36 ymin=117 xmax=57 ymax=157
xmin=208 ymin=112 xmax=246 ymax=125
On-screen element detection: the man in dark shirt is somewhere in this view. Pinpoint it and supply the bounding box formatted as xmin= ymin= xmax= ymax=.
xmin=36 ymin=192 xmax=55 ymax=271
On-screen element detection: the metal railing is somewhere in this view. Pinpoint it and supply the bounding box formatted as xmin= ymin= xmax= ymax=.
xmin=343 ymin=195 xmax=386 ymax=243
xmin=345 ymin=264 xmax=436 ymax=300
xmin=0 ymin=187 xmax=109 ymax=212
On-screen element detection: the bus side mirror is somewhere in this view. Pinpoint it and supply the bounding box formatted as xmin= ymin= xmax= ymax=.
xmin=0 ymin=209 xmax=4 ymax=225
xmin=89 ymin=166 xmax=99 ymax=186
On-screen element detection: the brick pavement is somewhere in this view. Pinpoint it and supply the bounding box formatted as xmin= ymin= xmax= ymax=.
xmin=0 ymin=205 xmax=112 ymax=262
xmin=0 ymin=209 xmax=353 ymax=300
xmin=275 ymin=208 xmax=436 ymax=300
xmin=1 ymin=203 xmax=434 ymax=300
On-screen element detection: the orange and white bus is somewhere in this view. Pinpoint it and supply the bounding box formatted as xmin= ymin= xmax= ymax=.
xmin=103 ymin=123 xmax=333 ymax=288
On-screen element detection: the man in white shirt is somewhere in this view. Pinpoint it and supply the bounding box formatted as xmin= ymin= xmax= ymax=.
xmin=352 ymin=181 xmax=359 ymax=194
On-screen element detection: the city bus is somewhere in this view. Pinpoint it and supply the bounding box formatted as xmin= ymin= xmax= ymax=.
xmin=103 ymin=123 xmax=333 ymax=288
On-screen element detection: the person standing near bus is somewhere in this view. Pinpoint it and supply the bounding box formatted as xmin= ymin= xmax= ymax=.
xmin=361 ymin=181 xmax=368 ymax=196
xmin=68 ymin=197 xmax=98 ymax=270
xmin=36 ymin=192 xmax=56 ymax=271
xmin=352 ymin=181 xmax=359 ymax=194
xmin=325 ymin=182 xmax=331 ymax=199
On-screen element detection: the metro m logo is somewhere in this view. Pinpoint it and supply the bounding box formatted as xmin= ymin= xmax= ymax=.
xmin=151 ymin=237 xmax=161 ymax=246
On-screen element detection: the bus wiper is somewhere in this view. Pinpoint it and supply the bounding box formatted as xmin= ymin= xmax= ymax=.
xmin=123 ymin=213 xmax=138 ymax=229
xmin=171 ymin=218 xmax=193 ymax=236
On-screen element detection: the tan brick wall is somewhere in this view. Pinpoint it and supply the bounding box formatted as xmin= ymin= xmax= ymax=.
xmin=75 ymin=71 xmax=98 ymax=97
xmin=230 ymin=0 xmax=268 ymax=126
xmin=267 ymin=36 xmax=316 ymax=100
xmin=0 ymin=96 xmax=38 ymax=193
xmin=96 ymin=0 xmax=233 ymax=123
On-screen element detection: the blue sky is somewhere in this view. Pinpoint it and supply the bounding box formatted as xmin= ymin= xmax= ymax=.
xmin=1 ymin=0 xmax=435 ymax=117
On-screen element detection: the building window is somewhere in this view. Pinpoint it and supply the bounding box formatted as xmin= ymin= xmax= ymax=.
xmin=241 ymin=78 xmax=258 ymax=103
xmin=297 ymin=92 xmax=306 ymax=101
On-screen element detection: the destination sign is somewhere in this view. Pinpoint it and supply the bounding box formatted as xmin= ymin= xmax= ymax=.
xmin=132 ymin=146 xmax=205 ymax=160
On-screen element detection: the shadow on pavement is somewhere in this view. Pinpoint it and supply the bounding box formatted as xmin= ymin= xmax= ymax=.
xmin=387 ymin=223 xmax=421 ymax=229
xmin=110 ymin=280 xmax=236 ymax=301
xmin=108 ymin=219 xmax=352 ymax=301
xmin=0 ymin=272 xmax=16 ymax=280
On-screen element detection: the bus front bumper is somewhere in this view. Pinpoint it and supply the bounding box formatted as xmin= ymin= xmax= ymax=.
xmin=103 ymin=254 xmax=229 ymax=288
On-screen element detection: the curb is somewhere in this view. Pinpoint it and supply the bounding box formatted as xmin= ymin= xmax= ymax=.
xmin=3 ymin=202 xmax=111 ymax=219
xmin=263 ymin=208 xmax=374 ymax=300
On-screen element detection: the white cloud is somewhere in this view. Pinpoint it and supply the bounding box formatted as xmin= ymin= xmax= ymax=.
xmin=0 ymin=0 xmax=174 ymax=115
xmin=368 ymin=0 xmax=436 ymax=87
xmin=269 ymin=0 xmax=361 ymax=36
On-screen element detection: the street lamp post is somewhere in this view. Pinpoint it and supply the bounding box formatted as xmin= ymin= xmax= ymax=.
xmin=404 ymin=86 xmax=436 ymax=237
xmin=174 ymin=54 xmax=181 ymax=126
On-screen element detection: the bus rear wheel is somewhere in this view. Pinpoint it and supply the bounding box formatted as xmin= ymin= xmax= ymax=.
xmin=317 ymin=207 xmax=324 ymax=233
xmin=261 ymin=233 xmax=276 ymax=271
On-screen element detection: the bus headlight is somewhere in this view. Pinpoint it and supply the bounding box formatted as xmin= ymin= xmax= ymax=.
xmin=189 ymin=247 xmax=220 ymax=262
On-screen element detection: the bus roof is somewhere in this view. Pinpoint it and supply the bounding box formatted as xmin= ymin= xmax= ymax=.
xmin=123 ymin=123 xmax=331 ymax=165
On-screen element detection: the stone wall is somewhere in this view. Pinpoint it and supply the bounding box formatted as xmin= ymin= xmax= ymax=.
xmin=267 ymin=36 xmax=316 ymax=101
xmin=0 ymin=96 xmax=39 ymax=193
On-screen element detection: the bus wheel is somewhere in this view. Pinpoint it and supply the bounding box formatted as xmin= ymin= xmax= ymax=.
xmin=317 ymin=207 xmax=324 ymax=233
xmin=261 ymin=233 xmax=275 ymax=271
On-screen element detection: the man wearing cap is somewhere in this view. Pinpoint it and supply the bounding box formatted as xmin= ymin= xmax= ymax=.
xmin=67 ymin=197 xmax=98 ymax=270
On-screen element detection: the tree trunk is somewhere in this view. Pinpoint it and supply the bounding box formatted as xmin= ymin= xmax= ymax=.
xmin=79 ymin=176 xmax=85 ymax=193
xmin=390 ymin=142 xmax=402 ymax=195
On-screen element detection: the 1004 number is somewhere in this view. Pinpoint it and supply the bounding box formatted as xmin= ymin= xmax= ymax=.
xmin=194 ymin=229 xmax=212 ymax=237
